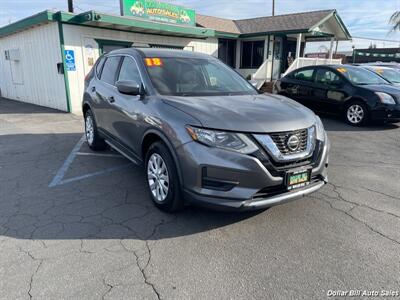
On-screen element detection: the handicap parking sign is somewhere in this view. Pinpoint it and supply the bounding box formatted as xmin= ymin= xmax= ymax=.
xmin=64 ymin=50 xmax=76 ymax=71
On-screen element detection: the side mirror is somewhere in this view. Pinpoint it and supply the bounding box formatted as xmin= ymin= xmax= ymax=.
xmin=116 ymin=80 xmax=144 ymax=96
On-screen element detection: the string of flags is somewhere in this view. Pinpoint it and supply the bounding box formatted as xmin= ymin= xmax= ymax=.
xmin=354 ymin=51 xmax=400 ymax=58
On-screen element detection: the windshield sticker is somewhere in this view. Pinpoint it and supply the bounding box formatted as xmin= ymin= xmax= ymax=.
xmin=145 ymin=58 xmax=163 ymax=67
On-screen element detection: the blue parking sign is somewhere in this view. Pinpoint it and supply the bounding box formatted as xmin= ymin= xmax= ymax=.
xmin=65 ymin=50 xmax=76 ymax=71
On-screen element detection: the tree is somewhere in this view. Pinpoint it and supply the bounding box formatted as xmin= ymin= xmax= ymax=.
xmin=390 ymin=11 xmax=400 ymax=32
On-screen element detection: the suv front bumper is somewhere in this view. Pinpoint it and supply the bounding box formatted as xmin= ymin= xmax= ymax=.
xmin=176 ymin=135 xmax=329 ymax=211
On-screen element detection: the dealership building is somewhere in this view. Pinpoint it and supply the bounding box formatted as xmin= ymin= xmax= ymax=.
xmin=0 ymin=1 xmax=351 ymax=114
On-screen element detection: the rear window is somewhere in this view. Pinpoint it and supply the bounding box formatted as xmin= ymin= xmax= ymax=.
xmin=100 ymin=56 xmax=121 ymax=85
xmin=292 ymin=69 xmax=314 ymax=82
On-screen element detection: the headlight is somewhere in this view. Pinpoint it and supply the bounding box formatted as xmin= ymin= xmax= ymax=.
xmin=376 ymin=92 xmax=396 ymax=105
xmin=186 ymin=126 xmax=258 ymax=154
xmin=315 ymin=116 xmax=325 ymax=141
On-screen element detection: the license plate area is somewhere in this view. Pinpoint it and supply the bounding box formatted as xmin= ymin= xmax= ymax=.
xmin=286 ymin=168 xmax=311 ymax=190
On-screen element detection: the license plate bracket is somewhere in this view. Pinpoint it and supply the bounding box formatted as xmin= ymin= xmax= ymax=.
xmin=286 ymin=168 xmax=311 ymax=190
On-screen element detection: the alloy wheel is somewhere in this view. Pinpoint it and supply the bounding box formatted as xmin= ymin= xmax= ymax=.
xmin=85 ymin=114 xmax=94 ymax=145
xmin=147 ymin=153 xmax=169 ymax=202
xmin=347 ymin=104 xmax=364 ymax=124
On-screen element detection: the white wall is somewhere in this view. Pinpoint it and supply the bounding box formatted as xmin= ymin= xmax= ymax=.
xmin=62 ymin=24 xmax=219 ymax=114
xmin=0 ymin=22 xmax=67 ymax=111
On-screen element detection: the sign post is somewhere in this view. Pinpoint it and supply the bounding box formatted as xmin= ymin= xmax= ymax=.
xmin=120 ymin=0 xmax=196 ymax=26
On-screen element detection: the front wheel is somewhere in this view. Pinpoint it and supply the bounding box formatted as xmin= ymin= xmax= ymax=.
xmin=145 ymin=142 xmax=183 ymax=212
xmin=344 ymin=101 xmax=369 ymax=126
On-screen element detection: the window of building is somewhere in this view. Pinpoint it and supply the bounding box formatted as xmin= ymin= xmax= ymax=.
xmin=100 ymin=56 xmax=121 ymax=85
xmin=240 ymin=40 xmax=265 ymax=69
xmin=218 ymin=39 xmax=236 ymax=68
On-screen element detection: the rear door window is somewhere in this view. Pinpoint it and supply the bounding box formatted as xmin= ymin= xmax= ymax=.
xmin=292 ymin=69 xmax=314 ymax=82
xmin=100 ymin=56 xmax=122 ymax=86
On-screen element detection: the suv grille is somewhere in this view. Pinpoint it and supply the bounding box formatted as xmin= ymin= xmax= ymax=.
xmin=269 ymin=128 xmax=308 ymax=155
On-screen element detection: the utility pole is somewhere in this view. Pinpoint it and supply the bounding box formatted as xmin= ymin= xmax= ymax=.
xmin=272 ymin=0 xmax=275 ymax=16
xmin=68 ymin=0 xmax=74 ymax=13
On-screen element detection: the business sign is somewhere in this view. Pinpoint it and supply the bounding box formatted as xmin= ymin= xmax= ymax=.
xmin=121 ymin=0 xmax=196 ymax=26
xmin=64 ymin=50 xmax=76 ymax=71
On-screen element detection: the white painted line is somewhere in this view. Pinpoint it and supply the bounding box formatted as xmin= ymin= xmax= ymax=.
xmin=49 ymin=135 xmax=132 ymax=188
xmin=56 ymin=164 xmax=132 ymax=186
xmin=48 ymin=135 xmax=86 ymax=188
xmin=76 ymin=152 xmax=123 ymax=158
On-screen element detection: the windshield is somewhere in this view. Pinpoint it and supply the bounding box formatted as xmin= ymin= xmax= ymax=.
xmin=368 ymin=67 xmax=400 ymax=83
xmin=337 ymin=66 xmax=390 ymax=85
xmin=144 ymin=57 xmax=258 ymax=96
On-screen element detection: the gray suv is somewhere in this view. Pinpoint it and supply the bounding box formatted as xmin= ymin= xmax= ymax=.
xmin=83 ymin=48 xmax=329 ymax=212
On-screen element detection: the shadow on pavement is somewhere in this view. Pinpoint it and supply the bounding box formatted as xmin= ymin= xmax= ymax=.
xmin=0 ymin=132 xmax=264 ymax=242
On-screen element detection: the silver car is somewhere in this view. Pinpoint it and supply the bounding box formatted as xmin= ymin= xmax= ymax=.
xmin=82 ymin=48 xmax=329 ymax=212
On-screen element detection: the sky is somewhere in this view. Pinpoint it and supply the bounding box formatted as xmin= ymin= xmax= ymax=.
xmin=1 ymin=0 xmax=399 ymax=51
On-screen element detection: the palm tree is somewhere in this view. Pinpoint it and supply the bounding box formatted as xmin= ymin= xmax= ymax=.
xmin=390 ymin=11 xmax=400 ymax=32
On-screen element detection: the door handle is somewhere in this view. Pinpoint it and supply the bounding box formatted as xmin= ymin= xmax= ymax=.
xmin=91 ymin=86 xmax=96 ymax=92
xmin=108 ymin=96 xmax=115 ymax=103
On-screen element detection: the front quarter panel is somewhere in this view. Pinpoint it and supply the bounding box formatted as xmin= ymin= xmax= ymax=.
xmin=138 ymin=96 xmax=202 ymax=156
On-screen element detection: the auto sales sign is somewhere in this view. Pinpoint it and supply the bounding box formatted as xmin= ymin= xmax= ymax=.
xmin=121 ymin=0 xmax=196 ymax=26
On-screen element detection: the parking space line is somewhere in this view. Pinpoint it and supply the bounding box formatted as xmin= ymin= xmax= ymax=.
xmin=49 ymin=135 xmax=86 ymax=188
xmin=55 ymin=164 xmax=132 ymax=186
xmin=49 ymin=135 xmax=132 ymax=188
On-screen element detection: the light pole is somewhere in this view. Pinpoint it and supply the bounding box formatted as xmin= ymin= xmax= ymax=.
xmin=272 ymin=0 xmax=275 ymax=16
xmin=68 ymin=0 xmax=74 ymax=13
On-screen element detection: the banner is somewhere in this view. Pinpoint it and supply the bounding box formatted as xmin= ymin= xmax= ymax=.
xmin=121 ymin=0 xmax=196 ymax=26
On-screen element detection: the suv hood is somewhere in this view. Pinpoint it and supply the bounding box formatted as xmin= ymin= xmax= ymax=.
xmin=162 ymin=94 xmax=316 ymax=133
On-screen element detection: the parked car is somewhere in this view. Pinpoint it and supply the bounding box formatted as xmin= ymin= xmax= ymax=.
xmin=82 ymin=48 xmax=330 ymax=212
xmin=365 ymin=62 xmax=400 ymax=70
xmin=360 ymin=65 xmax=400 ymax=86
xmin=274 ymin=65 xmax=400 ymax=125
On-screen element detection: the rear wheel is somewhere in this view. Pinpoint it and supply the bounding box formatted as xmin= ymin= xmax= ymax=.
xmin=85 ymin=110 xmax=107 ymax=150
xmin=345 ymin=101 xmax=368 ymax=126
xmin=145 ymin=142 xmax=183 ymax=212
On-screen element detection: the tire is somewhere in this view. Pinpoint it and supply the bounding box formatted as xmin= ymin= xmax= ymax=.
xmin=344 ymin=101 xmax=369 ymax=126
xmin=84 ymin=109 xmax=107 ymax=151
xmin=145 ymin=141 xmax=183 ymax=212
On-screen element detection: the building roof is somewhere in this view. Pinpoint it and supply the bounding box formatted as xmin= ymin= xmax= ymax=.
xmin=234 ymin=10 xmax=334 ymax=34
xmin=196 ymin=9 xmax=351 ymax=40
xmin=0 ymin=9 xmax=351 ymax=40
xmin=0 ymin=10 xmax=215 ymax=39
xmin=196 ymin=14 xmax=240 ymax=34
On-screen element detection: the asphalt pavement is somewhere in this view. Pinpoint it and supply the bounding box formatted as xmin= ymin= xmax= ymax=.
xmin=0 ymin=97 xmax=399 ymax=299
